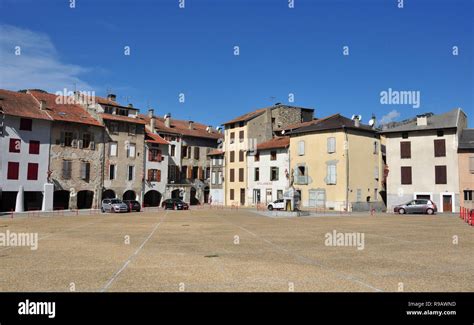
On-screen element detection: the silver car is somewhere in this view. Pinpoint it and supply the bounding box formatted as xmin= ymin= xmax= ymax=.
xmin=101 ymin=199 xmax=128 ymax=213
xmin=394 ymin=199 xmax=437 ymax=215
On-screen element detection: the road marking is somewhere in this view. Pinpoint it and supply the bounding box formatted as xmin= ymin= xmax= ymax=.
xmin=100 ymin=211 xmax=167 ymax=292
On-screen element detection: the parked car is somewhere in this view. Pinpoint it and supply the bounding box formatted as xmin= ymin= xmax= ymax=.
xmin=267 ymin=199 xmax=285 ymax=211
xmin=161 ymin=199 xmax=189 ymax=210
xmin=394 ymin=199 xmax=437 ymax=215
xmin=101 ymin=199 xmax=129 ymax=213
xmin=124 ymin=200 xmax=141 ymax=212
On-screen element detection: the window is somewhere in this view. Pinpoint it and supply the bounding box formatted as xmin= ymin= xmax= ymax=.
xmin=127 ymin=166 xmax=135 ymax=181
xmin=294 ymin=165 xmax=308 ymax=185
xmin=149 ymin=149 xmax=162 ymax=162
xmin=434 ymin=139 xmax=446 ymax=157
xmin=62 ymin=160 xmax=72 ymax=179
xmin=254 ymin=167 xmax=260 ymax=181
xmin=435 ymin=165 xmax=447 ymax=184
xmin=206 ymin=167 xmax=210 ymax=179
xmin=402 ymin=132 xmax=408 ymax=139
xmin=327 ymin=137 xmax=336 ymax=153
xmin=181 ymin=146 xmax=188 ymax=158
xmin=109 ymin=122 xmax=119 ymax=134
xmin=464 ymin=190 xmax=473 ymax=201
xmin=192 ymin=166 xmax=199 ymax=179
xmin=240 ymin=188 xmax=245 ymax=205
xmin=127 ymin=143 xmax=136 ymax=158
xmin=19 ymin=118 xmax=32 ymax=131
xmin=63 ymin=131 xmax=73 ymax=147
xmin=239 ymin=150 xmax=244 ymax=162
xmin=187 ymin=146 xmax=192 ymax=158
xmin=218 ymin=171 xmax=223 ymax=184
xmin=194 ymin=147 xmax=200 ymax=160
xmin=230 ymin=151 xmax=235 ymax=162
xmin=80 ymin=161 xmax=90 ymax=180
xmin=374 ymin=166 xmax=379 ymax=180
xmin=109 ymin=164 xmax=116 ymax=180
xmin=128 ymin=124 xmax=136 ymax=136
xmin=212 ymin=171 xmax=217 ymax=184
xmin=270 ymin=150 xmax=277 ymax=161
xmin=470 ymin=157 xmax=474 ymax=173
xmin=401 ymin=166 xmax=412 ymax=185
xmin=239 ymin=130 xmax=244 ymax=142
xmin=373 ymin=141 xmax=379 ymax=154
xmin=9 ymin=138 xmax=21 ymax=153
xmin=109 ymin=142 xmax=118 ymax=157
xmin=7 ymin=162 xmax=19 ymax=180
xmin=326 ymin=164 xmax=336 ymax=184
xmin=148 ymin=169 xmax=161 ymax=182
xmin=170 ymin=145 xmax=176 ymax=157
xmin=254 ymin=151 xmax=260 ymax=162
xmin=277 ymin=190 xmax=283 ymax=200
xmin=239 ymin=121 xmax=244 ymax=127
xmin=437 ymin=130 xmax=444 ymax=137
xmin=356 ymin=189 xmax=362 ymax=202
xmin=270 ymin=167 xmax=279 ymax=181
xmin=239 ymin=168 xmax=244 ymax=182
xmin=400 ymin=141 xmax=411 ymax=159
xmin=230 ymin=168 xmax=235 ymax=182
xmin=298 ymin=140 xmax=305 ymax=156
xmin=230 ymin=189 xmax=234 ymax=200
xmin=230 ymin=132 xmax=235 ymax=144
xmin=29 ymin=140 xmax=40 ymax=154
xmin=82 ymin=133 xmax=91 ymax=149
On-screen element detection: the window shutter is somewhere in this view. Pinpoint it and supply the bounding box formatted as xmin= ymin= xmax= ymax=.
xmin=157 ymin=150 xmax=162 ymax=162
xmin=148 ymin=149 xmax=153 ymax=161
xmin=80 ymin=162 xmax=86 ymax=179
xmin=78 ymin=140 xmax=83 ymax=149
xmin=157 ymin=170 xmax=161 ymax=182
xmin=434 ymin=139 xmax=446 ymax=157
xmin=327 ymin=137 xmax=335 ymax=153
xmin=60 ymin=131 xmax=65 ymax=147
xmin=298 ymin=140 xmax=305 ymax=155
xmin=435 ymin=165 xmax=447 ymax=184
xmin=400 ymin=142 xmax=411 ymax=158
xmin=147 ymin=169 xmax=152 ymax=181
xmin=401 ymin=166 xmax=412 ymax=184
xmin=198 ymin=166 xmax=203 ymax=179
xmin=470 ymin=157 xmax=474 ymax=173
xmin=374 ymin=166 xmax=379 ymax=179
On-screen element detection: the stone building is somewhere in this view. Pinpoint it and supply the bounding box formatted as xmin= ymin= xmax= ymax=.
xmin=222 ymin=104 xmax=314 ymax=206
xmin=0 ymin=89 xmax=53 ymax=212
xmin=29 ymin=90 xmax=105 ymax=210
xmin=144 ymin=113 xmax=223 ymax=205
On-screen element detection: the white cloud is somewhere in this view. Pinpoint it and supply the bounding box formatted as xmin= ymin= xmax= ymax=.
xmin=379 ymin=110 xmax=400 ymax=125
xmin=0 ymin=24 xmax=92 ymax=92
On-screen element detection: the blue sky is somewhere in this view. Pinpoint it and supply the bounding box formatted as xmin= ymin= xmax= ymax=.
xmin=0 ymin=0 xmax=472 ymax=127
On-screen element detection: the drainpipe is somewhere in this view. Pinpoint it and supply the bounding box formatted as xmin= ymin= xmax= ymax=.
xmin=343 ymin=126 xmax=349 ymax=211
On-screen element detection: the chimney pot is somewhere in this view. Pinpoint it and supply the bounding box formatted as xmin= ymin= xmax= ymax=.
xmin=107 ymin=93 xmax=116 ymax=102
xmin=165 ymin=113 xmax=171 ymax=128
xmin=188 ymin=120 xmax=194 ymax=130
xmin=148 ymin=109 xmax=154 ymax=119
xmin=416 ymin=114 xmax=427 ymax=126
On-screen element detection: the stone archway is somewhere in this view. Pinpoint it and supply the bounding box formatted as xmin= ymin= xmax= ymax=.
xmin=77 ymin=190 xmax=94 ymax=209
xmin=53 ymin=190 xmax=70 ymax=210
xmin=144 ymin=190 xmax=162 ymax=207
xmin=102 ymin=189 xmax=116 ymax=199
xmin=123 ymin=190 xmax=136 ymax=201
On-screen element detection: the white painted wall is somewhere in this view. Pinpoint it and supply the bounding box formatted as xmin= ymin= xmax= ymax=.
xmin=144 ymin=142 xmax=169 ymax=196
xmin=247 ymin=148 xmax=290 ymax=205
xmin=385 ymin=130 xmax=460 ymax=212
xmin=0 ymin=115 xmax=51 ymax=192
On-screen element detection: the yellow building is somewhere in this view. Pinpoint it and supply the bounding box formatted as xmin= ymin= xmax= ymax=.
xmin=288 ymin=114 xmax=383 ymax=211
xmin=458 ymin=129 xmax=474 ymax=209
xmin=223 ymin=104 xmax=314 ymax=206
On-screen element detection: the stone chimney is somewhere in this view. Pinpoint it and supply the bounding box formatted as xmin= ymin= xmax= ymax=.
xmin=207 ymin=125 xmax=213 ymax=133
xmin=128 ymin=103 xmax=133 ymax=108
xmin=165 ymin=113 xmax=171 ymax=128
xmin=39 ymin=100 xmax=46 ymax=110
xmin=188 ymin=120 xmax=194 ymax=130
xmin=353 ymin=116 xmax=360 ymax=127
xmin=107 ymin=93 xmax=116 ymax=102
xmin=148 ymin=109 xmax=154 ymax=119
xmin=416 ymin=114 xmax=427 ymax=126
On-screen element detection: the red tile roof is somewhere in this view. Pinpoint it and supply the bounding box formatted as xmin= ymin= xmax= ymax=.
xmin=95 ymin=95 xmax=119 ymax=106
xmin=0 ymin=89 xmax=52 ymax=121
xmin=141 ymin=114 xmax=223 ymax=140
xmin=222 ymin=108 xmax=267 ymax=125
xmin=102 ymin=113 xmax=146 ymax=125
xmin=145 ymin=131 xmax=169 ymax=145
xmin=28 ymin=90 xmax=103 ymax=127
xmin=207 ymin=149 xmax=224 ymax=156
xmin=256 ymin=136 xmax=290 ymax=150
xmin=276 ymin=118 xmax=320 ymax=132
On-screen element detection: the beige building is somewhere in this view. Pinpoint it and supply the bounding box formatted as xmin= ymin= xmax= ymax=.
xmin=28 ymin=90 xmax=105 ymax=210
xmin=380 ymin=109 xmax=467 ymax=213
xmin=223 ymin=104 xmax=314 ymax=206
xmin=458 ymin=129 xmax=474 ymax=209
xmin=288 ymin=114 xmax=383 ymax=211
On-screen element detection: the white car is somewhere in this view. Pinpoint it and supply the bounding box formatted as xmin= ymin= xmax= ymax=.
xmin=267 ymin=199 xmax=285 ymax=211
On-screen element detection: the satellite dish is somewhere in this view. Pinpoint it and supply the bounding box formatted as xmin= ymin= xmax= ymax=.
xmin=358 ymin=115 xmax=362 ymax=121
xmin=281 ymin=130 xmax=286 ymax=135
xmin=164 ymin=113 xmax=169 ymax=119
xmin=369 ymin=119 xmax=375 ymax=126
xmin=351 ymin=114 xmax=356 ymax=120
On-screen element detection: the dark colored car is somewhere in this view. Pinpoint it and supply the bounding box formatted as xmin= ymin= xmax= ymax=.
xmin=124 ymin=200 xmax=141 ymax=212
xmin=162 ymin=199 xmax=189 ymax=210
xmin=394 ymin=199 xmax=437 ymax=215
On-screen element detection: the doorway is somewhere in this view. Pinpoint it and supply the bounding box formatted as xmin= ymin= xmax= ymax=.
xmin=442 ymin=194 xmax=453 ymax=212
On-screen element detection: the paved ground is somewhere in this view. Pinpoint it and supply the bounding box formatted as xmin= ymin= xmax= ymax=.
xmin=0 ymin=208 xmax=472 ymax=292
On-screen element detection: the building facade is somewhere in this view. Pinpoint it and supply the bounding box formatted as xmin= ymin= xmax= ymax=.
xmin=247 ymin=137 xmax=290 ymax=206
xmin=381 ymin=109 xmax=467 ymax=213
xmin=223 ymin=104 xmax=314 ymax=206
xmin=0 ymin=89 xmax=53 ymax=212
xmin=289 ymin=114 xmax=383 ymax=211
xmin=208 ymin=149 xmax=224 ymax=205
xmin=457 ymin=129 xmax=474 ymax=209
